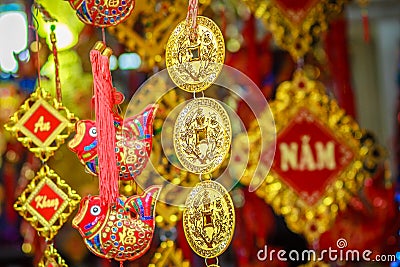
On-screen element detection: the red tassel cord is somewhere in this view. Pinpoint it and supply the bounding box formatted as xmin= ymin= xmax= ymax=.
xmin=90 ymin=47 xmax=119 ymax=206
xmin=186 ymin=0 xmax=199 ymax=42
xmin=324 ymin=17 xmax=357 ymax=117
xmin=362 ymin=9 xmax=370 ymax=43
xmin=357 ymin=0 xmax=370 ymax=43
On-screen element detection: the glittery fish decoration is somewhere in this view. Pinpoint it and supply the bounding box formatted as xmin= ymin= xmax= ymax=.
xmin=68 ymin=104 xmax=157 ymax=181
xmin=72 ymin=186 xmax=161 ymax=262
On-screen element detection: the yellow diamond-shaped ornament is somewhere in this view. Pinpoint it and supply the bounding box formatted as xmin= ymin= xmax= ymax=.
xmin=4 ymin=87 xmax=78 ymax=161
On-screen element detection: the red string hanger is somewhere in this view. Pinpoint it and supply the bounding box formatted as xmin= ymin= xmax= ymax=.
xmin=357 ymin=0 xmax=370 ymax=43
xmin=186 ymin=0 xmax=199 ymax=42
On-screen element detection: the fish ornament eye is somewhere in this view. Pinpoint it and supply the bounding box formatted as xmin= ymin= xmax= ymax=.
xmin=90 ymin=205 xmax=101 ymax=216
xmin=89 ymin=127 xmax=97 ymax=137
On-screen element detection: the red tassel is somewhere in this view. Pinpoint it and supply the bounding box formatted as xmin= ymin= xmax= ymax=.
xmin=362 ymin=9 xmax=370 ymax=43
xmin=90 ymin=46 xmax=119 ymax=206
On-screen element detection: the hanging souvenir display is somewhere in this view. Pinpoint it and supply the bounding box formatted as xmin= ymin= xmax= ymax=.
xmin=239 ymin=69 xmax=381 ymax=242
xmin=4 ymin=7 xmax=81 ymax=266
xmin=243 ymin=0 xmax=347 ymax=60
xmin=4 ymin=21 xmax=78 ymax=163
xmin=68 ymin=41 xmax=161 ymax=266
xmin=107 ymin=0 xmax=211 ymax=70
xmin=165 ymin=1 xmax=235 ymax=265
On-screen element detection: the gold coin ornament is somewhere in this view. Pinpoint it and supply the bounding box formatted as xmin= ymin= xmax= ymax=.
xmin=174 ymin=97 xmax=231 ymax=174
xmin=167 ymin=2 xmax=235 ymax=263
xmin=183 ymin=180 xmax=235 ymax=259
xmin=165 ymin=16 xmax=225 ymax=92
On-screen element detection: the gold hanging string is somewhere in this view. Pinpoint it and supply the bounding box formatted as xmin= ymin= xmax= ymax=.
xmin=49 ymin=25 xmax=62 ymax=103
xmin=30 ymin=7 xmax=41 ymax=88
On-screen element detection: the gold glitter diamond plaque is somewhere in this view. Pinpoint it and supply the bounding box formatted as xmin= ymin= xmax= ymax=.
xmin=240 ymin=70 xmax=383 ymax=242
xmin=14 ymin=165 xmax=81 ymax=239
xmin=165 ymin=16 xmax=225 ymax=92
xmin=174 ymin=98 xmax=231 ymax=174
xmin=183 ymin=180 xmax=235 ymax=258
xmin=4 ymin=87 xmax=78 ymax=161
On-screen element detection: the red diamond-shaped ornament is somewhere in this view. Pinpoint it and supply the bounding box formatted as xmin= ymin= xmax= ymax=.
xmin=4 ymin=87 xmax=78 ymax=161
xmin=14 ymin=165 xmax=81 ymax=239
xmin=272 ymin=108 xmax=354 ymax=205
xmin=248 ymin=70 xmax=380 ymax=242
xmin=27 ymin=180 xmax=67 ymax=223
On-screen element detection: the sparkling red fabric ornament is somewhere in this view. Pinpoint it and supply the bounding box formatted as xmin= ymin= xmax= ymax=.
xmin=68 ymin=0 xmax=135 ymax=27
xmin=72 ymin=186 xmax=161 ymax=262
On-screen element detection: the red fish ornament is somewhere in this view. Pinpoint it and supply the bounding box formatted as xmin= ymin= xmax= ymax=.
xmin=69 ymin=41 xmax=162 ymax=266
xmin=72 ymin=186 xmax=161 ymax=262
xmin=68 ymin=104 xmax=157 ymax=181
xmin=67 ymin=0 xmax=135 ymax=27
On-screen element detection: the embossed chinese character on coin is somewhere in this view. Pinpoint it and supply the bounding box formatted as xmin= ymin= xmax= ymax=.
xmin=173 ymin=97 xmax=231 ymax=174
xmin=183 ymin=180 xmax=235 ymax=258
xmin=165 ymin=16 xmax=225 ymax=92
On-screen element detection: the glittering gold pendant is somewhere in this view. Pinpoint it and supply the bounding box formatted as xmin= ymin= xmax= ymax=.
xmin=183 ymin=180 xmax=235 ymax=259
xmin=38 ymin=244 xmax=67 ymax=267
xmin=174 ymin=97 xmax=231 ymax=174
xmin=165 ymin=16 xmax=225 ymax=92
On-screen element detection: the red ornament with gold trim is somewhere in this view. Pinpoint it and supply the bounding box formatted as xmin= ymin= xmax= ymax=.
xmin=69 ymin=41 xmax=162 ymax=265
xmin=68 ymin=0 xmax=135 ymax=27
xmin=72 ymin=186 xmax=161 ymax=262
xmin=14 ymin=165 xmax=81 ymax=240
xmin=68 ymin=104 xmax=157 ymax=181
xmin=4 ymin=87 xmax=78 ymax=162
xmin=240 ymin=69 xmax=381 ymax=242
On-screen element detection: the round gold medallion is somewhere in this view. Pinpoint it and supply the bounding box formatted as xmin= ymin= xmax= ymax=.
xmin=183 ymin=180 xmax=235 ymax=258
xmin=165 ymin=16 xmax=225 ymax=92
xmin=173 ymin=97 xmax=231 ymax=174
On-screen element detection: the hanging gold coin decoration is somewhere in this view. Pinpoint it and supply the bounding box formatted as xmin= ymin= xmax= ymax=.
xmin=183 ymin=180 xmax=235 ymax=259
xmin=174 ymin=97 xmax=231 ymax=174
xmin=165 ymin=1 xmax=235 ymax=263
xmin=165 ymin=16 xmax=225 ymax=92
